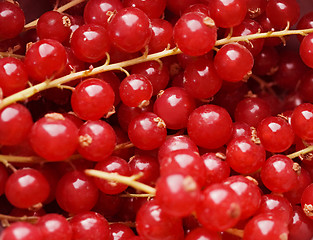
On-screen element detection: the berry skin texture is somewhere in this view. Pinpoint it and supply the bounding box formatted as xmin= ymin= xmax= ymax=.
xmin=0 ymin=222 xmax=43 ymax=240
xmin=208 ymin=0 xmax=248 ymax=28
xmin=5 ymin=168 xmax=50 ymax=209
xmin=291 ymin=103 xmax=313 ymax=141
xmin=187 ymin=104 xmax=233 ymax=149
xmin=70 ymin=211 xmax=110 ymax=240
xmin=196 ymin=183 xmax=241 ymax=232
xmin=29 ymin=113 xmax=78 ymax=161
xmin=0 ymin=103 xmax=33 ymax=146
xmin=24 ymin=39 xmax=67 ymax=82
xmin=37 ymin=11 xmax=71 ymax=43
xmin=70 ymin=24 xmax=111 ymax=63
xmin=214 ymin=43 xmax=254 ymax=82
xmin=260 ymin=155 xmax=298 ymax=193
xmin=36 ymin=214 xmax=72 ymax=240
xmin=71 ymin=78 xmax=115 ymax=120
xmin=56 ymin=171 xmax=99 ymax=214
xmin=173 ymin=12 xmax=217 ymax=56
xmin=119 ymin=74 xmax=153 ymax=108
xmin=257 ymin=116 xmax=295 ymax=153
xmin=83 ymin=0 xmax=123 ymax=28
xmin=300 ymin=33 xmax=313 ymax=68
xmin=108 ymin=7 xmax=152 ymax=53
xmin=156 ymin=173 xmax=201 ymax=217
xmin=78 ymin=120 xmax=116 ymax=162
xmin=153 ymin=87 xmax=196 ymax=130
xmin=243 ymin=213 xmax=289 ymax=240
xmin=128 ymin=112 xmax=167 ymax=150
xmin=0 ymin=57 xmax=28 ymax=97
xmin=0 ymin=1 xmax=25 ymax=40
xmin=136 ymin=200 xmax=184 ymax=240
xmin=301 ymin=183 xmax=313 ymax=219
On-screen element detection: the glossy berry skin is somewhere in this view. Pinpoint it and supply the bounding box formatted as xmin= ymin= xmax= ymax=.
xmin=196 ymin=183 xmax=241 ymax=232
xmin=56 ymin=171 xmax=99 ymax=214
xmin=29 ymin=113 xmax=78 ymax=161
xmin=83 ymin=0 xmax=123 ymax=28
xmin=128 ymin=155 xmax=160 ymax=186
xmin=71 ymin=78 xmax=115 ymax=120
xmin=108 ymin=7 xmax=151 ymax=53
xmin=37 ymin=11 xmax=71 ymax=43
xmin=234 ymin=97 xmax=271 ymax=127
xmin=256 ymin=194 xmax=293 ymax=224
xmin=0 ymin=57 xmax=28 ymax=96
xmin=261 ymin=155 xmax=298 ymax=193
xmin=214 ymin=43 xmax=254 ymax=82
xmin=187 ymin=104 xmax=233 ymax=149
xmin=109 ymin=223 xmax=135 ymax=240
xmin=289 ymin=205 xmax=313 ymax=240
xmin=131 ymin=60 xmax=170 ymax=95
xmin=243 ymin=213 xmax=289 ymax=240
xmin=136 ymin=200 xmax=184 ymax=240
xmin=183 ymin=59 xmax=222 ymax=99
xmin=128 ymin=112 xmax=167 ymax=150
xmin=117 ymin=102 xmax=153 ymax=132
xmin=70 ymin=211 xmax=110 ymax=240
xmin=78 ymin=120 xmax=116 ymax=162
xmin=0 ymin=1 xmax=25 ymax=40
xmin=5 ymin=168 xmax=50 ymax=209
xmin=301 ymin=183 xmax=313 ymax=219
xmin=24 ymin=39 xmax=67 ymax=82
xmin=185 ymin=227 xmax=221 ymax=240
xmin=37 ymin=214 xmax=72 ymax=240
xmin=119 ymin=74 xmax=153 ymax=108
xmin=300 ymin=33 xmax=313 ymax=69
xmin=226 ymin=136 xmax=266 ymax=174
xmin=160 ymin=149 xmax=206 ymax=187
xmin=173 ymin=12 xmax=217 ymax=56
xmin=266 ymin=0 xmax=300 ymax=29
xmin=153 ymin=87 xmax=196 ymax=129
xmin=208 ymin=0 xmax=247 ymax=28
xmin=202 ymin=152 xmax=230 ymax=187
xmin=158 ymin=135 xmax=199 ymax=163
xmin=0 ymin=103 xmax=33 ymax=146
xmin=297 ymin=12 xmax=313 ymax=42
xmin=291 ymin=103 xmax=313 ymax=141
xmin=123 ymin=0 xmax=166 ymax=19
xmin=257 ymin=116 xmax=294 ymax=153
xmin=229 ymin=18 xmax=264 ymax=56
xmin=156 ymin=173 xmax=200 ymax=217
xmin=0 ymin=222 xmax=43 ymax=240
xmin=285 ymin=168 xmax=312 ymax=205
xmin=148 ymin=19 xmax=173 ymax=54
xmin=94 ymin=156 xmax=131 ymax=194
xmin=223 ymin=175 xmax=262 ymax=220
xmin=70 ymin=24 xmax=111 ymax=63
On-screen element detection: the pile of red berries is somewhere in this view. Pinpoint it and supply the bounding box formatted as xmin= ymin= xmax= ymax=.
xmin=2 ymin=0 xmax=313 ymax=239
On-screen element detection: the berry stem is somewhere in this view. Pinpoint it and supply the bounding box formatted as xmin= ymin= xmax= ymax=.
xmin=287 ymin=145 xmax=313 ymax=159
xmin=1 ymin=27 xmax=313 ymax=110
xmin=84 ymin=169 xmax=156 ymax=195
xmin=0 ymin=52 xmax=24 ymax=59
xmin=119 ymin=193 xmax=154 ymax=198
xmin=0 ymin=214 xmax=38 ymax=224
xmin=225 ymin=228 xmax=244 ymax=238
xmin=23 ymin=0 xmax=87 ymax=30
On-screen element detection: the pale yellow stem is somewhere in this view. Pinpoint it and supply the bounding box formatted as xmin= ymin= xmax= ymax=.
xmin=85 ymin=169 xmax=156 ymax=195
xmin=287 ymin=145 xmax=313 ymax=159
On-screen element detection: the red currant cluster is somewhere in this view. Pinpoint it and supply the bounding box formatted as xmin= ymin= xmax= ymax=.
xmin=1 ymin=0 xmax=313 ymax=239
